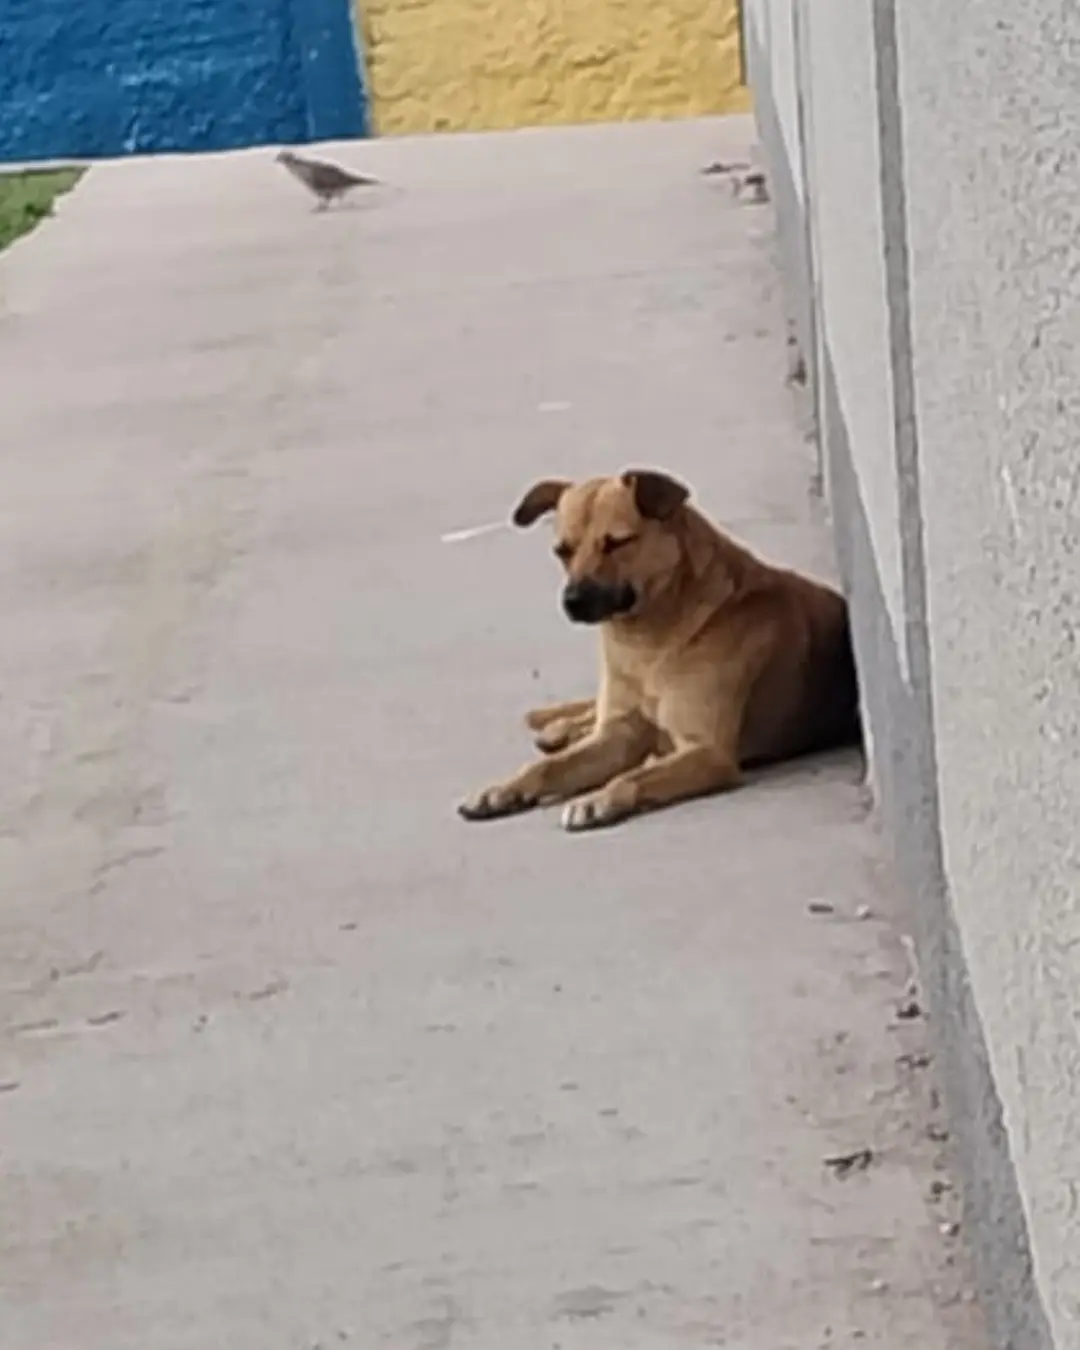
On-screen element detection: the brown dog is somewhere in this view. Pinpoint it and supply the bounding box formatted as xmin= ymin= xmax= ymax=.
xmin=459 ymin=469 xmax=860 ymax=831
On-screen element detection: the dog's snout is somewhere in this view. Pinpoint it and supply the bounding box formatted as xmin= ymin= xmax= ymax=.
xmin=562 ymin=581 xmax=598 ymax=622
xmin=562 ymin=579 xmax=636 ymax=624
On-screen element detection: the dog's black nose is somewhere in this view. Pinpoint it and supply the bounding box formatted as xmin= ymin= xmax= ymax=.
xmin=562 ymin=581 xmax=597 ymax=622
xmin=562 ymin=579 xmax=635 ymax=624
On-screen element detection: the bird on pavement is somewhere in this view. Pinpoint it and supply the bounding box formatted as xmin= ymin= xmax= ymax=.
xmin=276 ymin=149 xmax=381 ymax=210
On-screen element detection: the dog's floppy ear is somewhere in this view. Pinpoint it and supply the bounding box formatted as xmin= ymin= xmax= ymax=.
xmin=622 ymin=469 xmax=690 ymax=521
xmin=512 ymin=479 xmax=571 ymax=528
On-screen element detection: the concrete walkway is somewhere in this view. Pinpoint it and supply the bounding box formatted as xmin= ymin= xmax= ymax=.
xmin=0 ymin=118 xmax=983 ymax=1349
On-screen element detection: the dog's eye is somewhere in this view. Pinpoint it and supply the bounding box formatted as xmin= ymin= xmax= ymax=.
xmin=601 ymin=534 xmax=636 ymax=554
xmin=553 ymin=541 xmax=573 ymax=562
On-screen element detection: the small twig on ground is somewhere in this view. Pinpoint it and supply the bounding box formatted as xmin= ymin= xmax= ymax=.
xmin=735 ymin=170 xmax=770 ymax=204
xmin=824 ymin=1147 xmax=875 ymax=1178
xmin=700 ymin=159 xmax=751 ymax=176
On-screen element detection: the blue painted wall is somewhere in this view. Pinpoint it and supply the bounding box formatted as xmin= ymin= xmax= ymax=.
xmin=0 ymin=0 xmax=368 ymax=163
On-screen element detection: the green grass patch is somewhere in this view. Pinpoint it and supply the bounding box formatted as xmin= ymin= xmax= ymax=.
xmin=0 ymin=168 xmax=83 ymax=253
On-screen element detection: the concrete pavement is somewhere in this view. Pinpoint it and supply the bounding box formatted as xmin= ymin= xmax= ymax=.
xmin=0 ymin=117 xmax=984 ymax=1349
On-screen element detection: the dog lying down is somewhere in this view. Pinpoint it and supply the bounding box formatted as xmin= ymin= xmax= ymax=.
xmin=459 ymin=469 xmax=861 ymax=832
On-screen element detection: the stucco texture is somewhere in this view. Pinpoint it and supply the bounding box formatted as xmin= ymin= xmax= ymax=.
xmin=358 ymin=0 xmax=748 ymax=134
xmin=0 ymin=0 xmax=366 ymax=163
xmin=895 ymin=2 xmax=1080 ymax=1342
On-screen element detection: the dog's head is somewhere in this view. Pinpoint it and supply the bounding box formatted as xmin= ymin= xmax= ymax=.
xmin=511 ymin=469 xmax=691 ymax=624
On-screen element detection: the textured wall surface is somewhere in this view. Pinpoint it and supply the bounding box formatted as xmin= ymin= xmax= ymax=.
xmin=743 ymin=0 xmax=814 ymax=394
xmin=897 ymin=1 xmax=1080 ymax=1343
xmin=748 ymin=0 xmax=1074 ymax=1347
xmin=800 ymin=0 xmax=906 ymax=681
xmin=762 ymin=0 xmax=800 ymax=199
xmin=359 ymin=0 xmax=747 ymax=135
xmin=0 ymin=0 xmax=367 ymax=163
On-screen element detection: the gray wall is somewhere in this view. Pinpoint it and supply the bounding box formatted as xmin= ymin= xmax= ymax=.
xmin=746 ymin=2 xmax=1079 ymax=1347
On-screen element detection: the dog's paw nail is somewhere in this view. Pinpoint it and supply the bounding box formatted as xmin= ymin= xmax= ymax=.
xmin=562 ymin=798 xmax=603 ymax=831
xmin=460 ymin=797 xmax=497 ymax=820
xmin=459 ymin=785 xmax=531 ymax=821
xmin=458 ymin=791 xmax=497 ymax=820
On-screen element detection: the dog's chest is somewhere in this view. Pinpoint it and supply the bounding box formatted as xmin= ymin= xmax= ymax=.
xmin=603 ymin=641 xmax=672 ymax=722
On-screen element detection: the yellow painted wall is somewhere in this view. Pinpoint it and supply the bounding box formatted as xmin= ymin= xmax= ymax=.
xmin=358 ymin=0 xmax=749 ymax=135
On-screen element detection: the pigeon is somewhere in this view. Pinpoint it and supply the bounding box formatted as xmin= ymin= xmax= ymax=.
xmin=276 ymin=149 xmax=380 ymax=210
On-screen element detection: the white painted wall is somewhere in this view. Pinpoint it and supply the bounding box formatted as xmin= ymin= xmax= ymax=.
xmin=897 ymin=1 xmax=1080 ymax=1339
xmin=750 ymin=0 xmax=1080 ymax=1333
xmin=743 ymin=0 xmax=768 ymax=54
xmin=801 ymin=0 xmax=907 ymax=682
xmin=764 ymin=0 xmax=802 ymax=203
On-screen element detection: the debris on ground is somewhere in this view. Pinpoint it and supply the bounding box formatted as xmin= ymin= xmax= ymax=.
xmin=735 ymin=170 xmax=770 ymax=204
xmin=700 ymin=159 xmax=751 ymax=176
xmin=698 ymin=160 xmax=770 ymax=203
xmin=787 ymin=354 xmax=808 ymax=387
xmin=897 ymin=1050 xmax=932 ymax=1070
xmin=824 ymin=1147 xmax=875 ymax=1178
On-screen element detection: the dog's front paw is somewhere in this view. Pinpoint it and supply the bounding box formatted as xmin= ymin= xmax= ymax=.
xmin=458 ymin=782 xmax=536 ymax=822
xmin=534 ymin=720 xmax=571 ymax=753
xmin=561 ymin=788 xmax=632 ymax=832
